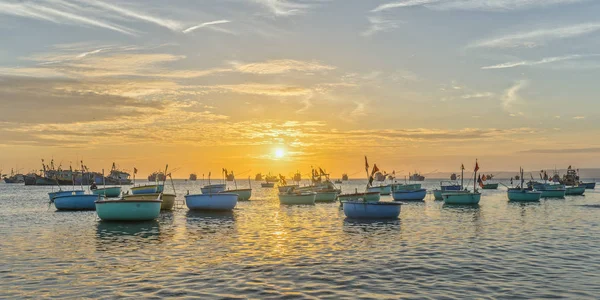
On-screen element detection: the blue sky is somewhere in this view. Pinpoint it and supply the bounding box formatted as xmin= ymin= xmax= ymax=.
xmin=1 ymin=0 xmax=599 ymax=175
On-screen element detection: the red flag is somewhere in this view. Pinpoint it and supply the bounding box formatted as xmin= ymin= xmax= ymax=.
xmin=474 ymin=160 xmax=479 ymax=172
xmin=482 ymin=174 xmax=487 ymax=181
xmin=371 ymin=164 xmax=380 ymax=175
xmin=364 ymin=156 xmax=369 ymax=173
xmin=478 ymin=175 xmax=484 ymax=188
xmin=134 ymin=167 xmax=138 ymax=174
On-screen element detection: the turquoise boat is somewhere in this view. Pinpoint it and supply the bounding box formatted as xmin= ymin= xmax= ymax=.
xmin=315 ymin=190 xmax=339 ymax=202
xmin=482 ymin=183 xmax=499 ymax=190
xmin=48 ymin=190 xmax=85 ymax=201
xmin=222 ymin=188 xmax=252 ymax=201
xmin=337 ymin=192 xmax=380 ymax=202
xmin=92 ymin=186 xmax=122 ymax=198
xmin=185 ymin=193 xmax=238 ymax=210
xmin=123 ymin=193 xmax=176 ymax=210
xmin=367 ymin=184 xmax=391 ymax=195
xmin=565 ymin=186 xmax=585 ymax=196
xmin=392 ymin=188 xmax=427 ymax=201
xmin=278 ymin=192 xmax=316 ymax=205
xmin=507 ymin=189 xmax=542 ymax=202
xmin=95 ymin=198 xmax=162 ymax=221
xmin=54 ymin=194 xmax=102 ymax=210
xmin=581 ymin=182 xmax=596 ymax=189
xmin=442 ymin=192 xmax=481 ymax=205
xmin=433 ymin=190 xmax=470 ymax=200
xmin=342 ymin=201 xmax=402 ymax=219
xmin=130 ymin=184 xmax=164 ymax=195
xmin=391 ymin=183 xmax=422 ymax=191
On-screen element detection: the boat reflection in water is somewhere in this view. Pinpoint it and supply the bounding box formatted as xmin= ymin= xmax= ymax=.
xmin=95 ymin=220 xmax=162 ymax=251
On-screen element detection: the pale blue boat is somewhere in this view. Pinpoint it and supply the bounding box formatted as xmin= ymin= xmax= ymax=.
xmin=342 ymin=201 xmax=402 ymax=219
xmin=200 ymin=184 xmax=227 ymax=194
xmin=367 ymin=184 xmax=391 ymax=195
xmin=54 ymin=194 xmax=102 ymax=210
xmin=95 ymin=198 xmax=162 ymax=221
xmin=507 ymin=189 xmax=542 ymax=202
xmin=442 ymin=192 xmax=481 ymax=205
xmin=130 ymin=184 xmax=164 ymax=195
xmin=48 ymin=190 xmax=85 ymax=201
xmin=391 ymin=183 xmax=422 ymax=191
xmin=392 ymin=188 xmax=427 ymax=201
xmin=185 ymin=193 xmax=238 ymax=211
xmin=433 ymin=181 xmax=464 ymax=200
xmin=92 ymin=186 xmax=122 ymax=198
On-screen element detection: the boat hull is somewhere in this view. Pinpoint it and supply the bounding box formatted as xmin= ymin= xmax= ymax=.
xmin=124 ymin=193 xmax=176 ymax=210
xmin=48 ymin=190 xmax=85 ymax=201
xmin=185 ymin=193 xmax=238 ymax=211
xmin=581 ymin=182 xmax=596 ymax=189
xmin=392 ymin=189 xmax=427 ymax=201
xmin=482 ymin=183 xmax=499 ymax=190
xmin=95 ymin=199 xmax=162 ymax=221
xmin=433 ymin=190 xmax=469 ymax=200
xmin=315 ymin=191 xmax=338 ymax=202
xmin=443 ymin=192 xmax=481 ymax=205
xmin=540 ymin=190 xmax=566 ymax=198
xmin=54 ymin=194 xmax=101 ymax=210
xmin=223 ymin=189 xmax=252 ymax=201
xmin=507 ymin=189 xmax=542 ymax=202
xmin=342 ymin=201 xmax=401 ymax=219
xmin=338 ymin=192 xmax=381 ymax=202
xmin=367 ymin=185 xmax=392 ymax=196
xmin=278 ymin=192 xmax=316 ymax=205
xmin=277 ymin=185 xmax=299 ymax=193
xmin=131 ymin=185 xmax=164 ymax=195
xmin=92 ymin=187 xmax=122 ymax=198
xmin=200 ymin=184 xmax=227 ymax=194
xmin=565 ymin=186 xmax=585 ymax=196
xmin=261 ymin=183 xmax=275 ymax=188
xmin=392 ymin=183 xmax=422 ymax=191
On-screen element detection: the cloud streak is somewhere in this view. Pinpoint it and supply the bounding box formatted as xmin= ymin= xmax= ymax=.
xmin=482 ymin=54 xmax=600 ymax=69
xmin=372 ymin=0 xmax=589 ymax=12
xmin=183 ymin=20 xmax=232 ymax=33
xmin=361 ymin=16 xmax=403 ymax=36
xmin=502 ymin=80 xmax=528 ymax=112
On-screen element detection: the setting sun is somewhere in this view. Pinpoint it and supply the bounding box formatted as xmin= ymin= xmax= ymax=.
xmin=274 ymin=148 xmax=285 ymax=159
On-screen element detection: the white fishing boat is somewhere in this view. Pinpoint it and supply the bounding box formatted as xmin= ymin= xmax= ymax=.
xmin=278 ymin=191 xmax=316 ymax=205
xmin=367 ymin=184 xmax=391 ymax=195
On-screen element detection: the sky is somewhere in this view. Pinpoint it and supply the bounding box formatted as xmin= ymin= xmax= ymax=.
xmin=1 ymin=0 xmax=600 ymax=178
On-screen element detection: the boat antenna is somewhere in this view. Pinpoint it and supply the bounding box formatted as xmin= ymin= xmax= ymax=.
xmin=162 ymin=164 xmax=169 ymax=192
xmin=233 ymin=171 xmax=238 ymax=189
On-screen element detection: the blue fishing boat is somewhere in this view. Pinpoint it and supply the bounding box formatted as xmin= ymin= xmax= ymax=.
xmin=201 ymin=183 xmax=227 ymax=194
xmin=392 ymin=188 xmax=427 ymax=201
xmin=342 ymin=201 xmax=402 ymax=219
xmin=95 ymin=198 xmax=162 ymax=221
xmin=130 ymin=184 xmax=164 ymax=195
xmin=185 ymin=193 xmax=238 ymax=211
xmin=92 ymin=186 xmax=122 ymax=198
xmin=54 ymin=194 xmax=102 ymax=210
xmin=433 ymin=180 xmax=462 ymax=200
xmin=443 ymin=160 xmax=482 ymax=205
xmin=48 ymin=190 xmax=85 ymax=201
xmin=367 ymin=184 xmax=391 ymax=195
xmin=507 ymin=168 xmax=542 ymax=202
xmin=565 ymin=186 xmax=585 ymax=196
xmin=581 ymin=182 xmax=596 ymax=189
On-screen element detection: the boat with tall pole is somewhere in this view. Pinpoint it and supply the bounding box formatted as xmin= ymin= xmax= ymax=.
xmin=442 ymin=160 xmax=482 ymax=205
xmin=507 ymin=168 xmax=542 ymax=202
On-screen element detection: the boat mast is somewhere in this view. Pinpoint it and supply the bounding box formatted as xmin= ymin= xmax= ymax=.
xmin=473 ymin=159 xmax=478 ymax=192
xmin=461 ymin=165 xmax=464 ymax=190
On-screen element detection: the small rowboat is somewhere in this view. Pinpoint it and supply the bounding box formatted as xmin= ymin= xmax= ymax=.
xmin=123 ymin=193 xmax=176 ymax=210
xmin=433 ymin=190 xmax=469 ymax=200
xmin=261 ymin=182 xmax=275 ymax=188
xmin=342 ymin=201 xmax=401 ymax=219
xmin=565 ymin=186 xmax=585 ymax=196
xmin=54 ymin=194 xmax=102 ymax=210
xmin=391 ymin=183 xmax=422 ymax=191
xmin=48 ymin=190 xmax=85 ymax=201
xmin=278 ymin=192 xmax=316 ymax=205
xmin=481 ymin=183 xmax=499 ymax=190
xmin=200 ymin=184 xmax=227 ymax=194
xmin=507 ymin=189 xmax=542 ymax=202
xmin=367 ymin=184 xmax=391 ymax=195
xmin=443 ymin=192 xmax=481 ymax=205
xmin=185 ymin=193 xmax=238 ymax=211
xmin=130 ymin=184 xmax=164 ymax=195
xmin=222 ymin=188 xmax=252 ymax=201
xmin=92 ymin=186 xmax=122 ymax=198
xmin=95 ymin=197 xmax=162 ymax=221
xmin=337 ymin=192 xmax=380 ymax=202
xmin=392 ymin=188 xmax=427 ymax=201
xmin=314 ymin=190 xmax=338 ymax=202
xmin=278 ymin=185 xmax=299 ymax=193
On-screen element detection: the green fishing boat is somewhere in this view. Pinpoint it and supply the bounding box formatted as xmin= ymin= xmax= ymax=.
xmin=92 ymin=186 xmax=122 ymax=198
xmin=565 ymin=186 xmax=585 ymax=196
xmin=95 ymin=198 xmax=162 ymax=221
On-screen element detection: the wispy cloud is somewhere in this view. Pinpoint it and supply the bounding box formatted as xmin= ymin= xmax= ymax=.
xmin=462 ymin=92 xmax=494 ymax=99
xmin=573 ymin=116 xmax=586 ymax=119
xmin=253 ymin=0 xmax=311 ymax=16
xmin=361 ymin=16 xmax=403 ymax=36
xmin=78 ymin=0 xmax=183 ymax=31
xmin=230 ymin=59 xmax=335 ymax=74
xmin=183 ymin=20 xmax=232 ymax=33
xmin=469 ymin=23 xmax=600 ymax=49
xmin=482 ymin=54 xmax=599 ymax=69
xmin=503 ymin=80 xmax=528 ymax=112
xmin=372 ymin=0 xmax=589 ymax=12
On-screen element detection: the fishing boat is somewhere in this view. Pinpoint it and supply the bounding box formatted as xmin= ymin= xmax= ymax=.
xmin=189 ymin=173 xmax=197 ymax=181
xmin=131 ymin=184 xmax=164 ymax=195
xmin=261 ymin=182 xmax=275 ymax=188
xmin=147 ymin=172 xmax=166 ymax=182
xmin=123 ymin=193 xmax=176 ymax=210
xmin=92 ymin=186 xmax=122 ymax=198
xmin=2 ymin=169 xmax=24 ymax=183
xmin=434 ymin=190 xmax=470 ymax=200
xmin=278 ymin=184 xmax=299 ymax=193
xmin=201 ymin=183 xmax=227 ymax=194
xmin=96 ymin=197 xmax=162 ymax=221
xmin=581 ymin=182 xmax=596 ymax=189
xmin=507 ymin=168 xmax=542 ymax=202
xmin=432 ymin=181 xmax=463 ymax=200
xmin=185 ymin=193 xmax=238 ymax=211
xmin=278 ymin=191 xmax=316 ymax=205
xmin=409 ymin=172 xmax=425 ymax=181
xmin=222 ymin=188 xmax=252 ymax=201
xmin=443 ymin=160 xmax=482 ymax=205
xmin=334 ymin=179 xmax=343 ymax=184
xmin=482 ymin=183 xmax=499 ymax=190
xmin=48 ymin=189 xmax=85 ymax=201
xmin=54 ymin=194 xmax=102 ymax=210
xmin=341 ymin=173 xmax=349 ymax=181
xmin=392 ymin=188 xmax=427 ymax=201
xmin=342 ymin=201 xmax=402 ymax=219
xmin=315 ymin=190 xmax=338 ymax=202
xmin=265 ymin=173 xmax=278 ymax=183
xmin=96 ymin=163 xmax=132 ymax=185
xmin=293 ymin=171 xmax=302 ymax=182
xmin=392 ymin=183 xmax=422 ymax=191
xmin=565 ymin=186 xmax=586 ymax=196
xmin=367 ymin=184 xmax=392 ymax=195
xmin=536 ymin=184 xmax=566 ymax=198
xmin=337 ymin=191 xmax=380 ymax=202
xmin=374 ymin=172 xmax=386 ymax=182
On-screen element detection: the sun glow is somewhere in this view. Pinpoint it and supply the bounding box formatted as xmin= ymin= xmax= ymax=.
xmin=275 ymin=148 xmax=285 ymax=158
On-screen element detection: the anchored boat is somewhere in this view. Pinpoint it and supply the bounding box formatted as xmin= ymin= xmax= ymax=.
xmin=315 ymin=190 xmax=339 ymax=202
xmin=367 ymin=184 xmax=392 ymax=195
xmin=201 ymin=183 xmax=227 ymax=194
xmin=337 ymin=191 xmax=380 ymax=202
xmin=342 ymin=201 xmax=402 ymax=219
xmin=222 ymin=188 xmax=252 ymax=201
xmin=48 ymin=189 xmax=85 ymax=201
xmin=96 ymin=197 xmax=162 ymax=221
xmin=392 ymin=188 xmax=426 ymax=201
xmin=123 ymin=193 xmax=176 ymax=210
xmin=443 ymin=160 xmax=482 ymax=205
xmin=54 ymin=194 xmax=102 ymax=210
xmin=131 ymin=184 xmax=164 ymax=195
xmin=92 ymin=186 xmax=122 ymax=198
xmin=185 ymin=193 xmax=238 ymax=211
xmin=278 ymin=191 xmax=316 ymax=205
xmin=508 ymin=168 xmax=542 ymax=202
xmin=565 ymin=186 xmax=585 ymax=196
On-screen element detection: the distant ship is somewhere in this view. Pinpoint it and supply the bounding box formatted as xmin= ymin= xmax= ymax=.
xmin=450 ymin=173 xmax=457 ymax=181
xmin=189 ymin=173 xmax=197 ymax=181
xmin=2 ymin=169 xmax=25 ymax=183
xmin=148 ymin=172 xmax=166 ymax=182
xmin=341 ymin=173 xmax=348 ymax=181
xmin=409 ymin=172 xmax=425 ymax=181
xmin=265 ymin=173 xmax=278 ymax=183
xmin=255 ymin=173 xmax=263 ymax=181
xmin=226 ymin=173 xmax=235 ymax=181
xmin=293 ymin=171 xmax=302 ymax=182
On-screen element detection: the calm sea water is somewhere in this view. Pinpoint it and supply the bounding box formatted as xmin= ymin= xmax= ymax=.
xmin=1 ymin=179 xmax=600 ymax=299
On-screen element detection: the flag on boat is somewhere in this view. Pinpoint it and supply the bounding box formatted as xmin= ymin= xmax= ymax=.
xmin=134 ymin=167 xmax=138 ymax=174
xmin=461 ymin=164 xmax=465 ymax=170
xmin=364 ymin=156 xmax=369 ymax=173
xmin=319 ymin=168 xmax=325 ymax=176
xmin=478 ymin=175 xmax=484 ymax=188
xmin=371 ymin=164 xmax=380 ymax=176
xmin=474 ymin=160 xmax=479 ymax=172
xmin=482 ymin=174 xmax=487 ymax=181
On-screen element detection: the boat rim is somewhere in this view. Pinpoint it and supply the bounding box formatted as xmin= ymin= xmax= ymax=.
xmin=338 ymin=191 xmax=380 ymax=196
xmin=222 ymin=188 xmax=252 ymax=192
xmin=53 ymin=194 xmax=102 ymax=200
xmin=185 ymin=193 xmax=239 ymax=197
xmin=95 ymin=199 xmax=161 ymax=204
xmin=341 ymin=201 xmax=401 ymax=205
